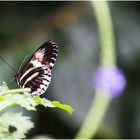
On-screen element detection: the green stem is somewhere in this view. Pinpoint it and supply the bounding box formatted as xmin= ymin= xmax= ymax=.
xmin=94 ymin=1 xmax=116 ymax=66
xmin=75 ymin=92 xmax=111 ymax=138
xmin=75 ymin=1 xmax=116 ymax=139
xmin=1 ymin=88 xmax=31 ymax=94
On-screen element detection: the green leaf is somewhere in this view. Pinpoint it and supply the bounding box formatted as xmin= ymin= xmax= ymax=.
xmin=52 ymin=101 xmax=74 ymax=114
xmin=33 ymin=96 xmax=55 ymax=108
xmin=0 ymin=94 xmax=36 ymax=111
xmin=0 ymin=82 xmax=74 ymax=139
xmin=33 ymin=96 xmax=74 ymax=114
xmin=0 ymin=112 xmax=34 ymax=139
xmin=0 ymin=82 xmax=74 ymax=114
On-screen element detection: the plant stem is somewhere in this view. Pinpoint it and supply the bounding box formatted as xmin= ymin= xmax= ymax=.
xmin=1 ymin=88 xmax=31 ymax=94
xmin=75 ymin=92 xmax=111 ymax=138
xmin=75 ymin=1 xmax=116 ymax=139
xmin=94 ymin=1 xmax=116 ymax=66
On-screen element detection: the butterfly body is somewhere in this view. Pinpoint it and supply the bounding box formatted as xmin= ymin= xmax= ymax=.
xmin=15 ymin=40 xmax=58 ymax=96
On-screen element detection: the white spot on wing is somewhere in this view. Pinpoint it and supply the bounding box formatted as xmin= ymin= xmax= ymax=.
xmin=37 ymin=88 xmax=41 ymax=93
xmin=51 ymin=58 xmax=56 ymax=61
xmin=44 ymin=70 xmax=47 ymax=74
xmin=49 ymin=62 xmax=54 ymax=67
xmin=53 ymin=52 xmax=57 ymax=55
xmin=43 ymin=85 xmax=47 ymax=90
xmin=49 ymin=40 xmax=54 ymax=44
xmin=40 ymin=89 xmax=45 ymax=95
xmin=43 ymin=75 xmax=51 ymax=82
xmin=44 ymin=75 xmax=47 ymax=79
xmin=43 ymin=80 xmax=48 ymax=85
xmin=40 ymin=84 xmax=45 ymax=89
xmin=31 ymin=59 xmax=42 ymax=67
xmin=32 ymin=91 xmax=37 ymax=95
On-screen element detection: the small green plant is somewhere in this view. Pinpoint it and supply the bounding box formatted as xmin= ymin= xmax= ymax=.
xmin=0 ymin=82 xmax=73 ymax=139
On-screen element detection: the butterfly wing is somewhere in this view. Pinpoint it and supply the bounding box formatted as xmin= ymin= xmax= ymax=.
xmin=16 ymin=40 xmax=58 ymax=96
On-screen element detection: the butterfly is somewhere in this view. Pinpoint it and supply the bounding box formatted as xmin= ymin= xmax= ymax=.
xmin=15 ymin=40 xmax=58 ymax=96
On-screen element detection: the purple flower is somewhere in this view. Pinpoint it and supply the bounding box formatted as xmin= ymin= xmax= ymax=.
xmin=93 ymin=66 xmax=126 ymax=98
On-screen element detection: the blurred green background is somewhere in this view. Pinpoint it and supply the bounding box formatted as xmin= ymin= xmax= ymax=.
xmin=0 ymin=1 xmax=140 ymax=139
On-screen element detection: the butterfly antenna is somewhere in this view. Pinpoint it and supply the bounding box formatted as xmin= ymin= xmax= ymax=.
xmin=17 ymin=55 xmax=29 ymax=73
xmin=0 ymin=55 xmax=17 ymax=73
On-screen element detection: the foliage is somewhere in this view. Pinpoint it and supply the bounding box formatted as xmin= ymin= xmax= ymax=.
xmin=0 ymin=82 xmax=73 ymax=139
xmin=0 ymin=112 xmax=34 ymax=139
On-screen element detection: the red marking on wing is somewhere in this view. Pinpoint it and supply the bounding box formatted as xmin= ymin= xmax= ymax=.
xmin=35 ymin=52 xmax=44 ymax=62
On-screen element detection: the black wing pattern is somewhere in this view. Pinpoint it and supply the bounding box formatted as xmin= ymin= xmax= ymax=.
xmin=15 ymin=40 xmax=58 ymax=96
